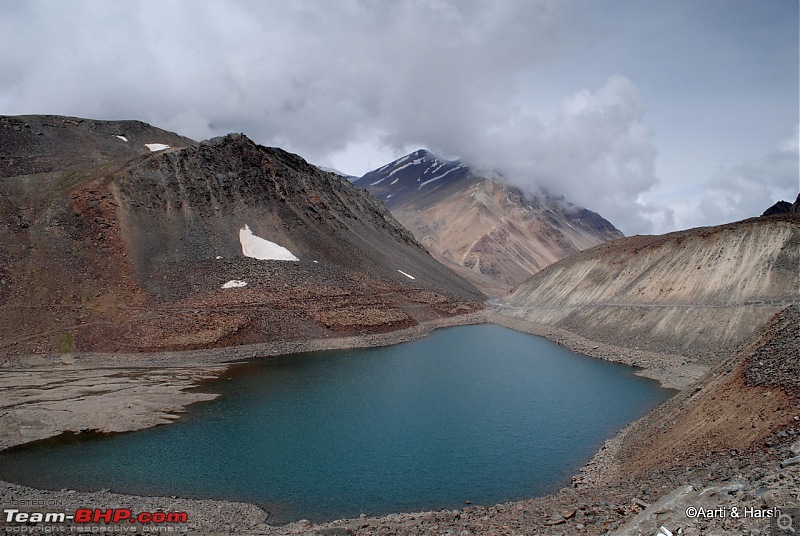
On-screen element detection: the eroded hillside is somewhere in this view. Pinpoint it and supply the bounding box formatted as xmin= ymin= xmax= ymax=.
xmin=497 ymin=215 xmax=800 ymax=363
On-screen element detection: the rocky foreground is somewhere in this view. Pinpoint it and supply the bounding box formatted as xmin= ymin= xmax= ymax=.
xmin=1 ymin=307 xmax=797 ymax=535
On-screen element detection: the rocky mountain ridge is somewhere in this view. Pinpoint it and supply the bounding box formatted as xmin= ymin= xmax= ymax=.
xmin=0 ymin=114 xmax=195 ymax=178
xmin=762 ymin=192 xmax=800 ymax=216
xmin=0 ymin=116 xmax=482 ymax=357
xmin=356 ymin=149 xmax=623 ymax=294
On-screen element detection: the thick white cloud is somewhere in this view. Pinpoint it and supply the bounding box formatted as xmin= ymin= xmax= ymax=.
xmin=0 ymin=1 xmax=577 ymax=152
xmin=431 ymin=75 xmax=671 ymax=235
xmin=1 ymin=0 xmax=796 ymax=236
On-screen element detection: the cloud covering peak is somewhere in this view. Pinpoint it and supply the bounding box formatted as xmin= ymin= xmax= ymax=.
xmin=1 ymin=0 xmax=796 ymax=235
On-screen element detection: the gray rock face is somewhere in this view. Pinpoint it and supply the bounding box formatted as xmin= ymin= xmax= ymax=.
xmin=610 ymin=485 xmax=695 ymax=536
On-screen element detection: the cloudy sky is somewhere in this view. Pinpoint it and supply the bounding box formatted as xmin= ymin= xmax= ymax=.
xmin=1 ymin=0 xmax=797 ymax=235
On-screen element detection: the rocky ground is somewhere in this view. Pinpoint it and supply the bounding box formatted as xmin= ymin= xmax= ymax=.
xmin=1 ymin=307 xmax=797 ymax=535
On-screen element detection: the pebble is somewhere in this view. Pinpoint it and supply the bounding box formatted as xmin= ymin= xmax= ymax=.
xmin=780 ymin=456 xmax=800 ymax=468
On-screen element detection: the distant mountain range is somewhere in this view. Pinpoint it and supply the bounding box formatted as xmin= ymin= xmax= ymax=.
xmin=0 ymin=115 xmax=482 ymax=356
xmin=355 ymin=149 xmax=623 ymax=295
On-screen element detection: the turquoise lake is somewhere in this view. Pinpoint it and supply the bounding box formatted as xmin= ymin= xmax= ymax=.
xmin=0 ymin=324 xmax=673 ymax=523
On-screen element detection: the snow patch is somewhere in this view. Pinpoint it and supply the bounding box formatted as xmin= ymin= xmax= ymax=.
xmin=313 ymin=260 xmax=319 ymax=263
xmin=222 ymin=280 xmax=247 ymax=289
xmin=418 ymin=164 xmax=463 ymax=190
xmin=145 ymin=143 xmax=170 ymax=152
xmin=386 ymin=194 xmax=393 ymax=198
xmin=115 ymin=135 xmax=128 ymax=142
xmin=215 ymin=256 xmax=223 ymax=259
xmin=370 ymin=177 xmax=385 ymax=186
xmin=387 ymin=158 xmax=423 ymax=177
xmin=239 ymin=224 xmax=299 ymax=261
xmin=390 ymin=178 xmax=399 ymax=185
xmin=398 ymin=269 xmax=416 ymax=280
xmin=425 ymin=161 xmax=445 ymax=175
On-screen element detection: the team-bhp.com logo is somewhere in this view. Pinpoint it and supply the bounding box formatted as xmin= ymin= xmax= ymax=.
xmin=4 ymin=508 xmax=188 ymax=524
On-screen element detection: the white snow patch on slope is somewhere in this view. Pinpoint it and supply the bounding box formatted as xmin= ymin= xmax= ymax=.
xmin=398 ymin=269 xmax=415 ymax=280
xmin=115 ymin=135 xmax=128 ymax=142
xmin=145 ymin=143 xmax=170 ymax=152
xmin=418 ymin=164 xmax=463 ymax=190
xmin=425 ymin=161 xmax=445 ymax=175
xmin=370 ymin=177 xmax=385 ymax=186
xmin=222 ymin=280 xmax=247 ymax=289
xmin=390 ymin=178 xmax=399 ymax=185
xmin=388 ymin=158 xmax=423 ymax=177
xmin=239 ymin=224 xmax=299 ymax=261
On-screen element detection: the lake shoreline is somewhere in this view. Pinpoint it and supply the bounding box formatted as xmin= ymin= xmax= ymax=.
xmin=0 ymin=307 xmax=703 ymax=534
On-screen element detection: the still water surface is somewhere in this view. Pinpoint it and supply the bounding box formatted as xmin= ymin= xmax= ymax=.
xmin=0 ymin=325 xmax=673 ymax=523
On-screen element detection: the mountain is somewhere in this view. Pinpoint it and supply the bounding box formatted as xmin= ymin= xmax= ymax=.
xmin=355 ymin=149 xmax=623 ymax=295
xmin=0 ymin=114 xmax=194 ymax=178
xmin=0 ymin=116 xmax=482 ymax=357
xmin=495 ymin=214 xmax=800 ymax=364
xmin=762 ymin=192 xmax=800 ymax=216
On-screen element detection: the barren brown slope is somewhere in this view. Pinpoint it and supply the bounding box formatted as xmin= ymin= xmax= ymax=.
xmin=0 ymin=121 xmax=482 ymax=357
xmin=600 ymin=305 xmax=799 ymax=483
xmin=497 ymin=215 xmax=800 ymax=364
xmin=394 ymin=177 xmax=623 ymax=296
